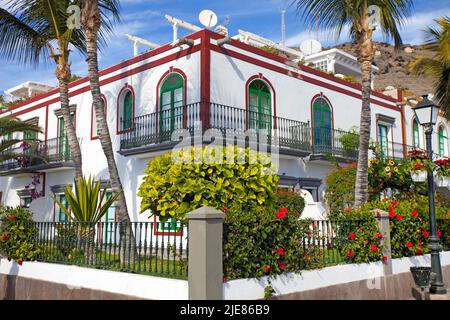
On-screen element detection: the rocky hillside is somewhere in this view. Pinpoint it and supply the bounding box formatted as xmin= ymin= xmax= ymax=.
xmin=335 ymin=41 xmax=435 ymax=95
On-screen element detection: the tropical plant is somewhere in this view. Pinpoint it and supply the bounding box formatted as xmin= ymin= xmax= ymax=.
xmin=0 ymin=116 xmax=42 ymax=163
xmin=138 ymin=146 xmax=279 ymax=221
xmin=0 ymin=0 xmax=85 ymax=179
xmin=0 ymin=206 xmax=41 ymax=264
xmin=52 ymin=176 xmax=120 ymax=265
xmin=340 ymin=128 xmax=360 ymax=157
xmin=324 ymin=162 xmax=357 ymax=217
xmin=294 ymin=0 xmax=413 ymax=206
xmin=410 ymin=17 xmax=450 ymax=119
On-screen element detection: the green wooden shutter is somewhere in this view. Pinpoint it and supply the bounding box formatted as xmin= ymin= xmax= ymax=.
xmin=58 ymin=194 xmax=69 ymax=222
xmin=159 ymin=73 xmax=184 ymax=138
xmin=378 ymin=124 xmax=389 ymax=159
xmin=438 ymin=127 xmax=447 ymax=156
xmin=248 ymin=80 xmax=272 ymax=130
xmin=413 ymin=120 xmax=420 ymax=148
xmin=313 ymin=97 xmax=332 ymax=150
xmin=122 ymin=92 xmax=133 ymax=131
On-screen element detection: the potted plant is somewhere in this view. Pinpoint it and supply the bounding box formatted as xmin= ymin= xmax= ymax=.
xmin=408 ymin=149 xmax=431 ymax=183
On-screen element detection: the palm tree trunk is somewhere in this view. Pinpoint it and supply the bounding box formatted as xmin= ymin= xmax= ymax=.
xmin=55 ymin=62 xmax=83 ymax=180
xmin=81 ymin=0 xmax=134 ymax=263
xmin=354 ymin=8 xmax=374 ymax=207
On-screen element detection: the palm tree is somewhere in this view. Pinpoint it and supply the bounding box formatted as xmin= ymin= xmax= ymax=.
xmin=410 ymin=17 xmax=450 ymax=119
xmin=0 ymin=116 xmax=41 ymax=162
xmin=0 ymin=0 xmax=85 ymax=180
xmin=294 ymin=0 xmax=413 ymax=207
xmin=80 ymin=1 xmax=132 ymax=225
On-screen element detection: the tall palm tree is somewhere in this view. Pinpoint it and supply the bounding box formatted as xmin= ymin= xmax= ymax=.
xmin=410 ymin=17 xmax=450 ymax=119
xmin=0 ymin=0 xmax=85 ymax=180
xmin=80 ymin=1 xmax=131 ymax=224
xmin=294 ymin=0 xmax=413 ymax=207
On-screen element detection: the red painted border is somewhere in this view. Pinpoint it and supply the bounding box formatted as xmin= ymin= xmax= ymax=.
xmin=5 ymin=45 xmax=201 ymax=118
xmin=116 ymin=84 xmax=135 ymax=135
xmin=206 ymin=30 xmax=397 ymax=104
xmin=201 ymin=31 xmax=211 ymax=128
xmin=155 ymin=68 xmax=188 ymax=132
xmin=153 ymin=215 xmax=183 ymax=237
xmin=245 ymin=74 xmax=277 ymax=129
xmin=91 ymin=94 xmax=108 ymax=140
xmin=44 ymin=105 xmax=49 ymax=143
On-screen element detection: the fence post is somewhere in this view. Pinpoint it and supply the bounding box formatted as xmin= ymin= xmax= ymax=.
xmin=187 ymin=206 xmax=225 ymax=300
xmin=373 ymin=209 xmax=393 ymax=275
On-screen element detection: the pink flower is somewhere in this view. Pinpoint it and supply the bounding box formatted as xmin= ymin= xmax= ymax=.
xmin=437 ymin=231 xmax=442 ymax=237
xmin=423 ymin=231 xmax=429 ymax=237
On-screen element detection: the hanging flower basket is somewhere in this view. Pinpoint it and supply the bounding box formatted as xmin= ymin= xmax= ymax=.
xmin=411 ymin=170 xmax=427 ymax=183
xmin=410 ymin=266 xmax=431 ymax=288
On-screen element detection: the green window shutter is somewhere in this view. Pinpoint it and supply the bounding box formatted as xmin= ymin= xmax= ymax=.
xmin=438 ymin=127 xmax=447 ymax=156
xmin=313 ymin=97 xmax=332 ymax=148
xmin=159 ymin=73 xmax=185 ymax=136
xmin=247 ymin=80 xmax=272 ymax=130
xmin=122 ymin=92 xmax=133 ymax=130
xmin=378 ymin=124 xmax=389 ymax=159
xmin=58 ymin=194 xmax=69 ymax=222
xmin=413 ymin=120 xmax=420 ymax=148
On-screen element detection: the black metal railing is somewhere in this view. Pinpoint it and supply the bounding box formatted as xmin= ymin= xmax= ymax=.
xmin=312 ymin=127 xmax=359 ymax=160
xmin=120 ymin=102 xmax=311 ymax=153
xmin=0 ymin=137 xmax=76 ymax=172
xmin=26 ymin=221 xmax=188 ymax=279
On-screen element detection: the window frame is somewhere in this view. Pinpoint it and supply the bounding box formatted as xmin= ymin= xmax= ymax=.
xmin=116 ymin=85 xmax=135 ymax=134
xmin=158 ymin=73 xmax=185 ymax=135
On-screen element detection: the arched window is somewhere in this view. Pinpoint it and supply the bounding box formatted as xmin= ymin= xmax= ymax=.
xmin=438 ymin=126 xmax=448 ymax=156
xmin=118 ymin=89 xmax=134 ymax=133
xmin=312 ymin=96 xmax=332 ymax=151
xmin=91 ymin=96 xmax=107 ymax=140
xmin=159 ymin=73 xmax=185 ymax=137
xmin=248 ymin=80 xmax=272 ymax=130
xmin=413 ymin=119 xmax=421 ymax=148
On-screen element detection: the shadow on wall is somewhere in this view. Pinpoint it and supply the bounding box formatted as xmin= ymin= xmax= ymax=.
xmin=1 ymin=261 xmax=19 ymax=300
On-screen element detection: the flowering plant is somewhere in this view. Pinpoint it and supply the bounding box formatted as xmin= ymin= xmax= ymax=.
xmin=434 ymin=157 xmax=450 ymax=178
xmin=408 ymin=149 xmax=433 ymax=173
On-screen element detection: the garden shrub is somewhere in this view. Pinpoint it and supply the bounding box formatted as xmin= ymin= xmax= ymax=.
xmin=223 ymin=203 xmax=321 ymax=280
xmin=340 ymin=128 xmax=360 ymax=157
xmin=0 ymin=206 xmax=40 ymax=264
xmin=273 ymin=190 xmax=305 ymax=218
xmin=54 ymin=223 xmax=78 ymax=258
xmin=324 ymin=163 xmax=357 ymax=217
xmin=138 ymin=146 xmax=279 ymax=221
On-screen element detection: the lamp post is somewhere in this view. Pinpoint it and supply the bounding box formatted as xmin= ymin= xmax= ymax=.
xmin=412 ymin=95 xmax=447 ymax=295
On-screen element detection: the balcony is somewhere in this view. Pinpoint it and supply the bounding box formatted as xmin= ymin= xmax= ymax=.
xmin=118 ymin=102 xmax=415 ymax=163
xmin=0 ymin=137 xmax=76 ymax=176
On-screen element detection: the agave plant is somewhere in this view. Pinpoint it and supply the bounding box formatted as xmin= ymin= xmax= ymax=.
xmin=52 ymin=176 xmax=120 ymax=224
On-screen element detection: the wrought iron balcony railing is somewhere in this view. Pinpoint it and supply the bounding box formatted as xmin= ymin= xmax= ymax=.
xmin=0 ymin=137 xmax=76 ymax=173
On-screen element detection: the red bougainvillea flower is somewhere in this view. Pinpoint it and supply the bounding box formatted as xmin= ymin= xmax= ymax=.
xmin=391 ymin=200 xmax=397 ymax=205
xmin=371 ymin=244 xmax=378 ymax=252
xmin=376 ymin=211 xmax=381 ymax=218
xmin=395 ymin=214 xmax=403 ymax=221
xmin=382 ymin=256 xmax=388 ymax=264
xmin=277 ymin=248 xmax=285 ymax=256
xmin=423 ymin=231 xmax=429 ymax=237
xmin=223 ymin=207 xmax=228 ymax=213
xmin=17 ymin=259 xmax=23 ymax=266
xmin=411 ymin=211 xmax=418 ymax=217
xmin=280 ymin=207 xmax=288 ymax=214
xmin=8 ymin=216 xmax=17 ymax=221
xmin=2 ymin=234 xmax=9 ymax=241
xmin=275 ymin=211 xmax=287 ymax=219
xmin=263 ymin=265 xmax=271 ymax=271
xmin=347 ymin=249 xmax=354 ymax=257
xmin=406 ymin=242 xmax=413 ymax=248
xmin=374 ymin=233 xmax=383 ymax=239
xmin=345 ymin=207 xmax=352 ymax=214
xmin=278 ymin=263 xmax=286 ymax=270
xmin=348 ymin=233 xmax=356 ymax=240
xmin=416 ymin=249 xmax=424 ymax=255
xmin=388 ymin=208 xmax=395 ymax=218
xmin=437 ymin=231 xmax=442 ymax=237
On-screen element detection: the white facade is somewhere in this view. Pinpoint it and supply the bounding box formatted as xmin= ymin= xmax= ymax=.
xmin=0 ymin=29 xmax=447 ymax=222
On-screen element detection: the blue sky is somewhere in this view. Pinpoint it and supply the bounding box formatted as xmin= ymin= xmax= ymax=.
xmin=1 ymin=0 xmax=450 ymax=97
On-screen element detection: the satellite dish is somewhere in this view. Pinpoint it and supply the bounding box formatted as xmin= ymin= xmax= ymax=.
xmin=300 ymin=39 xmax=322 ymax=56
xmin=199 ymin=9 xmax=218 ymax=28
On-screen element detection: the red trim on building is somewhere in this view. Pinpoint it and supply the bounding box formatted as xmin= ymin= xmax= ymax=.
xmin=245 ymin=74 xmax=277 ymax=129
xmin=209 ymin=41 xmax=400 ymax=111
xmin=155 ymin=68 xmax=188 ymax=132
xmin=116 ymin=84 xmax=135 ymax=135
xmin=200 ymin=31 xmax=211 ymax=128
xmin=91 ymin=94 xmax=108 ymax=140
xmin=44 ymin=105 xmax=49 ymax=143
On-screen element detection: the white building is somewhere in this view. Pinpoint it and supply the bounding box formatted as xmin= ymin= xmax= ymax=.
xmin=0 ymin=27 xmax=448 ymax=224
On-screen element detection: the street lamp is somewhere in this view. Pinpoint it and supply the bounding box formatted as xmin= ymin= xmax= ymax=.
xmin=412 ymin=94 xmax=447 ymax=295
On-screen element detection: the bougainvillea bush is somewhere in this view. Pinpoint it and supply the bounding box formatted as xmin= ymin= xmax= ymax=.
xmin=223 ymin=199 xmax=321 ymax=280
xmin=324 ymin=162 xmax=357 ymax=217
xmin=340 ymin=198 xmax=450 ymax=262
xmin=0 ymin=206 xmax=40 ymax=264
xmin=138 ymin=146 xmax=279 ymax=221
